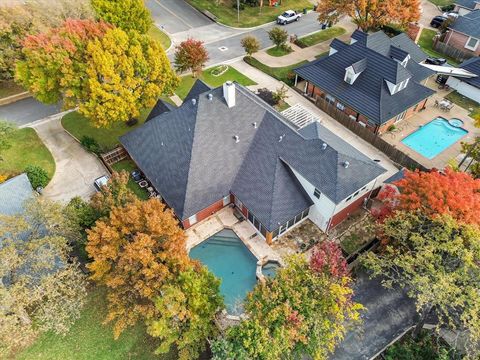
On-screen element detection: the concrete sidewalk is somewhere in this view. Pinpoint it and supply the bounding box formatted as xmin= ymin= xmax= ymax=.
xmin=231 ymin=59 xmax=399 ymax=182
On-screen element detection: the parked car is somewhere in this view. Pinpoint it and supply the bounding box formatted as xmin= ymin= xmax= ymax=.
xmin=430 ymin=15 xmax=447 ymax=28
xmin=277 ymin=10 xmax=301 ymax=25
xmin=442 ymin=11 xmax=459 ymax=19
xmin=425 ymin=57 xmax=447 ymax=65
xmin=93 ymin=175 xmax=110 ymax=191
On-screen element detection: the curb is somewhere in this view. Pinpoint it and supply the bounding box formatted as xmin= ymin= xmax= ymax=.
xmin=21 ymin=109 xmax=75 ymax=129
xmin=0 ymin=91 xmax=31 ymax=106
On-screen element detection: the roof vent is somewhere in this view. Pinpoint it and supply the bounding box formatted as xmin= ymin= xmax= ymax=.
xmin=191 ymin=98 xmax=197 ymax=105
xmin=278 ymin=134 xmax=285 ymax=142
xmin=207 ymin=93 xmax=213 ymax=101
xmin=322 ymin=143 xmax=327 ymax=150
xmin=343 ymin=161 xmax=350 ymax=168
xmin=233 ymin=135 xmax=240 ymax=143
xmin=252 ymin=122 xmax=257 ymax=128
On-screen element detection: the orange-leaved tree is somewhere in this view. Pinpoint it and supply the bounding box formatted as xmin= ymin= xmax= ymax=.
xmin=389 ymin=168 xmax=480 ymax=226
xmin=86 ymin=198 xmax=190 ymax=337
xmin=316 ymin=0 xmax=420 ymax=32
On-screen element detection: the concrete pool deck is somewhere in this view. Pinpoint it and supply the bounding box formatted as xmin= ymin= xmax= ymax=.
xmin=381 ymin=85 xmax=480 ymax=169
xmin=185 ymin=206 xmax=282 ymax=264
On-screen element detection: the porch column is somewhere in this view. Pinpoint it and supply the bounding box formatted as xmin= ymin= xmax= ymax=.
xmin=294 ymin=74 xmax=298 ymax=87
xmin=265 ymin=232 xmax=273 ymax=245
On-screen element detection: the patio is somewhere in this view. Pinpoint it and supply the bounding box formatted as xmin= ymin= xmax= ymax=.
xmin=381 ymin=80 xmax=480 ymax=169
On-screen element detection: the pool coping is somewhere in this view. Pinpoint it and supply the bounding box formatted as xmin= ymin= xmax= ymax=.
xmin=399 ymin=116 xmax=470 ymax=161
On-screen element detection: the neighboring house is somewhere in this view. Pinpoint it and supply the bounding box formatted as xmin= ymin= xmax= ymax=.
xmin=120 ymin=81 xmax=386 ymax=244
xmin=447 ymin=57 xmax=480 ymax=102
xmin=294 ymin=30 xmax=435 ymax=134
xmin=454 ymin=0 xmax=480 ymax=16
xmin=443 ymin=10 xmax=480 ymax=57
xmin=0 ymin=173 xmax=34 ymax=216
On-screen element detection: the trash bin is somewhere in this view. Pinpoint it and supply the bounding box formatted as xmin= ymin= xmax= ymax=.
xmin=313 ymin=4 xmax=317 ymax=11
xmin=303 ymin=8 xmax=307 ymax=14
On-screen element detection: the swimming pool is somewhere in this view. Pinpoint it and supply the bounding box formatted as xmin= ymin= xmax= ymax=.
xmin=189 ymin=229 xmax=257 ymax=315
xmin=401 ymin=117 xmax=468 ymax=159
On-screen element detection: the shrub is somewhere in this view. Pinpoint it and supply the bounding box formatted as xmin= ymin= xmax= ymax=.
xmin=25 ymin=165 xmax=49 ymax=189
xmin=256 ymin=88 xmax=277 ymax=106
xmin=80 ymin=136 xmax=101 ymax=154
xmin=387 ymin=124 xmax=396 ymax=132
xmin=241 ymin=35 xmax=260 ymax=57
xmin=268 ymin=27 xmax=288 ymax=49
xmin=441 ymin=4 xmax=455 ymax=12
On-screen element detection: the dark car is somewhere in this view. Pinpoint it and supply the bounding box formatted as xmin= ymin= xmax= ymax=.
xmin=425 ymin=57 xmax=447 ymax=65
xmin=430 ymin=15 xmax=447 ymax=28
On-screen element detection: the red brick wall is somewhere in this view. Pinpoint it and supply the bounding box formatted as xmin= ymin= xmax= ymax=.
xmin=328 ymin=191 xmax=373 ymax=230
xmin=377 ymin=98 xmax=428 ymax=134
xmin=444 ymin=31 xmax=480 ymax=56
xmin=182 ymin=198 xmax=229 ymax=229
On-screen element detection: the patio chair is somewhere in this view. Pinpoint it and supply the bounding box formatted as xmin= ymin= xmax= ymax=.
xmin=434 ymin=99 xmax=439 ymax=107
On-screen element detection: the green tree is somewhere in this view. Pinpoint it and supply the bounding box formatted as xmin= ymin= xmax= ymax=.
xmin=16 ymin=20 xmax=178 ymax=128
xmin=362 ymin=211 xmax=480 ymax=357
xmin=240 ymin=35 xmax=260 ymax=57
xmin=148 ymin=267 xmax=223 ymax=360
xmin=268 ymin=26 xmax=288 ymax=49
xmin=214 ymin=248 xmax=362 ymax=360
xmin=0 ymin=199 xmax=87 ymax=357
xmin=0 ymin=120 xmax=16 ymax=154
xmin=460 ymin=137 xmax=480 ymax=179
xmin=92 ymin=0 xmax=152 ymax=34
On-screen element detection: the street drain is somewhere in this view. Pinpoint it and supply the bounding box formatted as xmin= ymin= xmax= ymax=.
xmin=218 ymin=46 xmax=228 ymax=51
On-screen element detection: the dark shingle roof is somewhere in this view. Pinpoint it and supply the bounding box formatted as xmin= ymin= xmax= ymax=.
xmin=390 ymin=33 xmax=428 ymax=63
xmin=458 ymin=56 xmax=480 ymax=88
xmin=455 ymin=0 xmax=478 ymax=10
xmin=0 ymin=174 xmax=33 ymax=216
xmin=294 ymin=31 xmax=434 ymax=125
xmin=184 ymin=79 xmax=211 ymax=103
xmin=352 ymin=58 xmax=367 ymax=73
xmin=146 ymin=99 xmax=176 ymax=122
xmin=121 ymin=84 xmax=386 ymax=231
xmin=450 ymin=9 xmax=480 ymax=38
xmin=330 ymin=38 xmax=349 ymax=52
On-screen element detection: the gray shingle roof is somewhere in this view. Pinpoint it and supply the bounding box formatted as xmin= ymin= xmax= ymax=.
xmin=184 ymin=79 xmax=211 ymax=103
xmin=390 ymin=33 xmax=428 ymax=63
xmin=146 ymin=99 xmax=176 ymax=122
xmin=450 ymin=9 xmax=480 ymax=38
xmin=458 ymin=56 xmax=480 ymax=88
xmin=0 ymin=174 xmax=34 ymax=215
xmin=121 ymin=83 xmax=386 ymax=231
xmin=351 ymin=58 xmax=367 ymax=73
xmin=294 ymin=31 xmax=434 ymax=125
xmin=455 ymin=0 xmax=479 ymax=10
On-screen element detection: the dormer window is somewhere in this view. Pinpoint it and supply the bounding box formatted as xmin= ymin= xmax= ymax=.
xmin=400 ymin=54 xmax=410 ymax=67
xmin=386 ymin=78 xmax=410 ymax=95
xmin=345 ymin=68 xmax=355 ymax=84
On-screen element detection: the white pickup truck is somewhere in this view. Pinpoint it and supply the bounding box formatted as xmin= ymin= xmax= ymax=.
xmin=277 ymin=10 xmax=301 ymax=25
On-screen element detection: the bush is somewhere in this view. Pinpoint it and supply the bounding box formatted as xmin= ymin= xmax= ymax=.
xmin=268 ymin=27 xmax=288 ymax=49
xmin=25 ymin=165 xmax=49 ymax=189
xmin=441 ymin=4 xmax=454 ymax=12
xmin=257 ymin=88 xmax=278 ymax=106
xmin=387 ymin=125 xmax=396 ymax=132
xmin=80 ymin=136 xmax=101 ymax=154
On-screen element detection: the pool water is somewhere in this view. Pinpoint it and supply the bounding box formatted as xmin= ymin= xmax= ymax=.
xmin=189 ymin=229 xmax=257 ymax=315
xmin=401 ymin=118 xmax=468 ymax=159
xmin=262 ymin=261 xmax=280 ymax=278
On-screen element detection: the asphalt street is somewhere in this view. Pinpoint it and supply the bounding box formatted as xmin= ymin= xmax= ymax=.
xmin=0 ymin=98 xmax=62 ymax=126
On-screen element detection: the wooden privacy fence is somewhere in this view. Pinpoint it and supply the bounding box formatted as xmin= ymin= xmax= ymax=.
xmin=433 ymin=40 xmax=474 ymax=63
xmin=313 ymin=97 xmax=428 ymax=171
xmin=100 ymin=146 xmax=128 ymax=173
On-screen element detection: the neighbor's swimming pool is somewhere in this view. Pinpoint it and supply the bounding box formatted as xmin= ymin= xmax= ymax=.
xmin=189 ymin=229 xmax=257 ymax=315
xmin=401 ymin=117 xmax=468 ymax=159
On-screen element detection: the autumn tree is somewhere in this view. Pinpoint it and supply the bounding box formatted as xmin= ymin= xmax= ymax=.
xmin=91 ymin=0 xmax=152 ymax=34
xmin=241 ymin=35 xmax=260 ymax=57
xmin=460 ymin=137 xmax=480 ymax=179
xmin=316 ymin=0 xmax=420 ymax=32
xmin=0 ymin=0 xmax=93 ymax=81
xmin=16 ymin=20 xmax=178 ymax=127
xmin=213 ymin=245 xmax=362 ymax=360
xmin=86 ymin=198 xmax=191 ymax=337
xmin=268 ymin=26 xmax=288 ymax=49
xmin=174 ymin=38 xmax=209 ymax=77
xmin=0 ymin=199 xmax=87 ymax=356
xmin=148 ymin=267 xmax=223 ymax=360
xmin=362 ymin=212 xmax=480 ymax=357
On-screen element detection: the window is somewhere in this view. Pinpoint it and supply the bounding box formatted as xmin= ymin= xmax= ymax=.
xmin=325 ymin=94 xmax=335 ymax=104
xmin=354 ymin=190 xmax=360 ymax=197
xmin=336 ymin=102 xmax=345 ymax=111
xmin=465 ymin=37 xmax=479 ymax=51
xmin=345 ymin=195 xmax=352 ymax=202
xmin=223 ymin=195 xmax=230 ymax=206
xmin=344 ymin=70 xmax=354 ymax=84
xmin=188 ymin=214 xmax=197 ymax=226
xmin=313 ymin=188 xmax=321 ymax=199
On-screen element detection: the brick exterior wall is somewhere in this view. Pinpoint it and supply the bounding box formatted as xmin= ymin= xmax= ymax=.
xmin=306 ymin=81 xmax=428 ymax=134
xmin=327 ymin=190 xmax=373 ymax=230
xmin=444 ymin=30 xmax=480 ymax=56
xmin=182 ymin=197 xmax=229 ymax=228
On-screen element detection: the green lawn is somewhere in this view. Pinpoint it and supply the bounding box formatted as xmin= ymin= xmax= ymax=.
xmin=0 ymin=128 xmax=55 ymax=180
xmin=0 ymin=80 xmax=25 ymax=98
xmin=296 ymin=27 xmax=346 ymax=47
xmin=175 ymin=65 xmax=257 ymax=100
xmin=111 ymin=160 xmax=149 ymax=200
xmin=445 ymin=90 xmax=480 ymax=118
xmin=187 ymin=0 xmax=312 ymax=27
xmin=418 ymin=28 xmax=459 ymax=65
xmin=266 ymin=46 xmax=293 ymax=57
xmin=61 ymin=108 xmax=152 ymax=152
xmin=148 ymin=26 xmax=171 ymax=50
xmin=428 ymin=0 xmax=454 ymax=6
xmin=17 ymin=287 xmax=176 ymax=360
xmin=244 ymin=56 xmax=308 ymax=85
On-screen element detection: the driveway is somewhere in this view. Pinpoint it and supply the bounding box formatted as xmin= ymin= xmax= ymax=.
xmin=419 ymin=0 xmax=442 ymax=29
xmin=0 ymin=97 xmax=62 ymax=126
xmin=30 ymin=115 xmax=108 ymax=203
